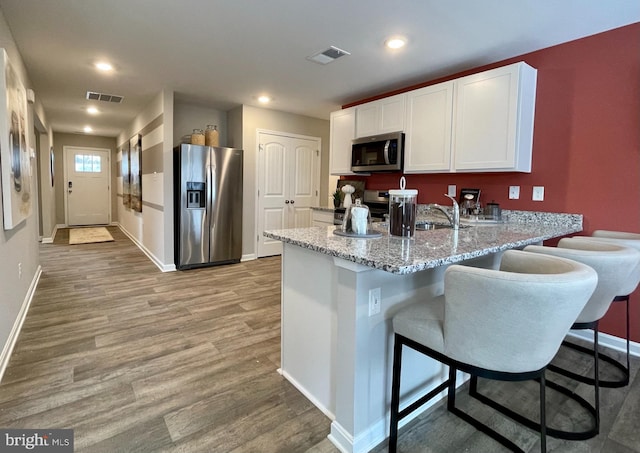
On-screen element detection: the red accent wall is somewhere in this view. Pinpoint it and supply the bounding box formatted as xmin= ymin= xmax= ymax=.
xmin=344 ymin=23 xmax=640 ymax=340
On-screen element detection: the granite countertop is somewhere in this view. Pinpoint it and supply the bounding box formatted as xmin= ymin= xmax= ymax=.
xmin=264 ymin=211 xmax=583 ymax=275
xmin=311 ymin=206 xmax=336 ymax=212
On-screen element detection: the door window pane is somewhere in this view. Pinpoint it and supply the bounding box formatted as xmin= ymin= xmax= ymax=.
xmin=75 ymin=154 xmax=102 ymax=172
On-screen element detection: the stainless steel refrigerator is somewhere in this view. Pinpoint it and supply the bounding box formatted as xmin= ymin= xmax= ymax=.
xmin=174 ymin=144 xmax=243 ymax=269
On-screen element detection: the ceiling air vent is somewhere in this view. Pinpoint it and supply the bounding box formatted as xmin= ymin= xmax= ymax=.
xmin=306 ymin=46 xmax=351 ymax=65
xmin=86 ymin=91 xmax=124 ymax=103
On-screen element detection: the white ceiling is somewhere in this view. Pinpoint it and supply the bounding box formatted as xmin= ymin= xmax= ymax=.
xmin=0 ymin=0 xmax=638 ymax=137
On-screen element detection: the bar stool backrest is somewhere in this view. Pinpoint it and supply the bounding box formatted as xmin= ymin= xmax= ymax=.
xmin=443 ymin=249 xmax=597 ymax=373
xmin=572 ymin=235 xmax=640 ymax=296
xmin=525 ymin=239 xmax=640 ymax=324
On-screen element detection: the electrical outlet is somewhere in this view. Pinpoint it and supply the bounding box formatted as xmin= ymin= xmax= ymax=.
xmin=368 ymin=288 xmax=381 ymax=316
xmin=532 ymin=186 xmax=545 ymax=201
xmin=18 ymin=262 xmax=22 ymax=279
xmin=509 ymin=186 xmax=520 ymax=200
xmin=447 ymin=185 xmax=457 ymax=197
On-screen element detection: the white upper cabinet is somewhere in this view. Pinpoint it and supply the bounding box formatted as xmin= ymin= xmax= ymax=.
xmin=329 ymin=107 xmax=356 ymax=175
xmin=404 ymin=81 xmax=454 ymax=173
xmin=329 ymin=61 xmax=537 ymax=176
xmin=355 ymin=94 xmax=406 ymax=138
xmin=453 ymin=62 xmax=537 ymax=172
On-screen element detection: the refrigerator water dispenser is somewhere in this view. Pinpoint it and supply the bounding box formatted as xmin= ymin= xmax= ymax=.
xmin=186 ymin=182 xmax=205 ymax=208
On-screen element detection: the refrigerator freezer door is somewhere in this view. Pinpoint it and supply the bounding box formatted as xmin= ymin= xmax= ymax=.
xmin=178 ymin=144 xmax=211 ymax=267
xmin=210 ymin=147 xmax=243 ymax=263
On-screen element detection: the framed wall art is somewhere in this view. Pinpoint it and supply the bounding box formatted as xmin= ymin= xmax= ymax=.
xmin=0 ymin=49 xmax=31 ymax=230
xmin=121 ymin=140 xmax=130 ymax=208
xmin=49 ymin=146 xmax=54 ymax=187
xmin=129 ymin=134 xmax=142 ymax=212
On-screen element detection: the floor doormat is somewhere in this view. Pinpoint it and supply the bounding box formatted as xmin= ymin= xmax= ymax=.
xmin=68 ymin=227 xmax=114 ymax=245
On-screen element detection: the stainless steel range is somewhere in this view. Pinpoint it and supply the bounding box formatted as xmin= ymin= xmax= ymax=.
xmin=333 ymin=190 xmax=389 ymax=225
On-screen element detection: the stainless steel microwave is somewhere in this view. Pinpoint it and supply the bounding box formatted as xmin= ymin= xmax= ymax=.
xmin=351 ymin=131 xmax=404 ymax=172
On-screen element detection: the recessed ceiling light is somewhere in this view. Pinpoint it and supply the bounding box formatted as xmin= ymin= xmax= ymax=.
xmin=83 ymin=126 xmax=93 ymax=133
xmin=95 ymin=61 xmax=113 ymax=72
xmin=87 ymin=107 xmax=99 ymax=115
xmin=385 ymin=37 xmax=407 ymax=50
xmin=258 ymin=95 xmax=271 ymax=104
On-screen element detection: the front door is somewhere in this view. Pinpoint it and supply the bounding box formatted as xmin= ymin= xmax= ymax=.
xmin=65 ymin=146 xmax=110 ymax=226
xmin=257 ymin=132 xmax=320 ymax=257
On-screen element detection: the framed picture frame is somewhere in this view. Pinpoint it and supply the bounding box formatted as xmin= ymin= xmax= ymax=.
xmin=0 ymin=49 xmax=31 ymax=230
xmin=121 ymin=140 xmax=130 ymax=208
xmin=129 ymin=134 xmax=142 ymax=212
xmin=49 ymin=146 xmax=54 ymax=187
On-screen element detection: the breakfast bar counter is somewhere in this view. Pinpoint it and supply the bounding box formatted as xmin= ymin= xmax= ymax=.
xmin=264 ymin=211 xmax=582 ymax=453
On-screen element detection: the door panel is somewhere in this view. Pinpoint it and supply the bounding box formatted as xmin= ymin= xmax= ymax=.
xmin=66 ymin=147 xmax=110 ymax=225
xmin=257 ymin=132 xmax=320 ymax=257
xmin=257 ymin=138 xmax=288 ymax=256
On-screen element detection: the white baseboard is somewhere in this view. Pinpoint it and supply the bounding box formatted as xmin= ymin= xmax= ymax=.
xmin=0 ymin=266 xmax=42 ymax=383
xmin=42 ymin=224 xmax=64 ymax=244
xmin=41 ymin=224 xmax=60 ymax=244
xmin=116 ymin=223 xmax=175 ymax=272
xmin=327 ymin=370 xmax=469 ymax=453
xmin=241 ymin=253 xmax=257 ymax=262
xmin=567 ymin=329 xmax=640 ymax=357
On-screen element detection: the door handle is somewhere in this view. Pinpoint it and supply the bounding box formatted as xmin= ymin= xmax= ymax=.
xmin=285 ymin=200 xmax=290 ymax=204
xmin=290 ymin=200 xmax=295 ymax=204
xmin=68 ymin=189 xmax=72 ymax=193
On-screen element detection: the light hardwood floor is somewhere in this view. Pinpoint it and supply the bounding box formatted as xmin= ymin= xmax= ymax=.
xmin=0 ymin=226 xmax=638 ymax=453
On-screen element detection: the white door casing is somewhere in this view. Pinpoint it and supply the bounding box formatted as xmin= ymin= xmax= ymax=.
xmin=257 ymin=131 xmax=320 ymax=257
xmin=64 ymin=146 xmax=111 ymax=226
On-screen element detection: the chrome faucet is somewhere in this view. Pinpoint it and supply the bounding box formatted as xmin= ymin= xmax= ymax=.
xmin=427 ymin=195 xmax=460 ymax=230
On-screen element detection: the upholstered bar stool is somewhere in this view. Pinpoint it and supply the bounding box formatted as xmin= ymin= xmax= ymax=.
xmin=510 ymin=239 xmax=640 ymax=439
xmin=581 ymin=230 xmax=640 ymax=387
xmin=388 ymin=250 xmax=597 ymax=453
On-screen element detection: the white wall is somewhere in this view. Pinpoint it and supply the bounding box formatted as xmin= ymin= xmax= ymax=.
xmin=173 ymin=101 xmax=227 ymax=148
xmin=53 ymin=133 xmax=117 ymax=226
xmin=117 ymin=90 xmax=174 ymax=271
xmin=229 ymin=105 xmax=330 ymax=259
xmin=0 ymin=9 xmax=48 ymax=378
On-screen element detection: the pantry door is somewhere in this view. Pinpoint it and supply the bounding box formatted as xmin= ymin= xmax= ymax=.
xmin=257 ymin=131 xmax=320 ymax=257
xmin=64 ymin=146 xmax=111 ymax=226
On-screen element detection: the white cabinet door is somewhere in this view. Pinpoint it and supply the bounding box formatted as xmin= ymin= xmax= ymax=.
xmin=329 ymin=108 xmax=356 ymax=175
xmin=355 ymin=103 xmax=377 ymax=138
xmin=355 ymin=94 xmax=406 ymax=138
xmin=379 ymin=94 xmax=406 ymax=133
xmin=453 ymin=62 xmax=537 ymax=172
xmin=312 ymin=210 xmax=334 ymax=227
xmin=404 ymin=81 xmax=454 ymax=173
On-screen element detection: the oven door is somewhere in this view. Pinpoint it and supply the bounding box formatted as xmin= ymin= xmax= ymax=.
xmin=351 ymin=132 xmax=403 ymax=172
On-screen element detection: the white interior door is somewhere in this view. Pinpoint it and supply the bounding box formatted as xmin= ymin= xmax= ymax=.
xmin=257 ymin=131 xmax=320 ymax=257
xmin=65 ymin=146 xmax=110 ymax=226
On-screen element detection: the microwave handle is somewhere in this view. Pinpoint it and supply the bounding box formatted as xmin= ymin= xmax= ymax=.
xmin=384 ymin=140 xmax=391 ymax=164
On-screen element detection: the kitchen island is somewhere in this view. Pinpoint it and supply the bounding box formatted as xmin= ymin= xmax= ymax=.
xmin=264 ymin=211 xmax=582 ymax=453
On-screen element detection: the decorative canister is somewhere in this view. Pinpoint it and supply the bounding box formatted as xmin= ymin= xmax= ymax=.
xmin=191 ymin=128 xmax=205 ymax=145
xmin=389 ymin=176 xmax=418 ymax=238
xmin=205 ymin=125 xmax=219 ymax=147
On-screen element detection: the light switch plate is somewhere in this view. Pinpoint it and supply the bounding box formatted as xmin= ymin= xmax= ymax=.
xmin=368 ymin=288 xmax=381 ymax=316
xmin=532 ymin=186 xmax=545 ymax=201
xmin=447 ymin=185 xmax=457 ymax=197
xmin=509 ymin=186 xmax=520 ymax=200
